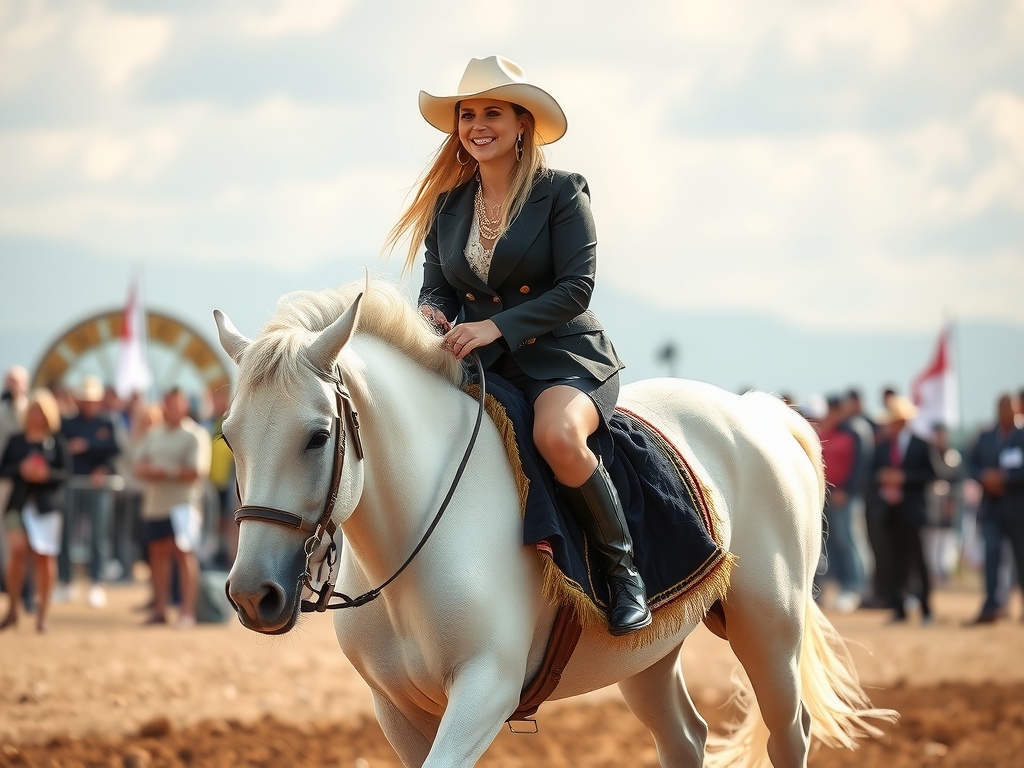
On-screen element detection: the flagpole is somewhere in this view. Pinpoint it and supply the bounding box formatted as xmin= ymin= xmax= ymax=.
xmin=950 ymin=315 xmax=965 ymax=444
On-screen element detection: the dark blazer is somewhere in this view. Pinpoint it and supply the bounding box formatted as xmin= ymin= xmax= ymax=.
xmin=870 ymin=431 xmax=937 ymax=527
xmin=419 ymin=169 xmax=624 ymax=382
xmin=969 ymin=424 xmax=1024 ymax=518
xmin=0 ymin=433 xmax=72 ymax=514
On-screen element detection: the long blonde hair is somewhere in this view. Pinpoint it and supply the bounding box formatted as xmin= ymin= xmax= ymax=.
xmin=385 ymin=104 xmax=547 ymax=275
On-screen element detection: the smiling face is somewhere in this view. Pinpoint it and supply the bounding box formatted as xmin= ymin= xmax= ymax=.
xmin=457 ymin=98 xmax=525 ymax=171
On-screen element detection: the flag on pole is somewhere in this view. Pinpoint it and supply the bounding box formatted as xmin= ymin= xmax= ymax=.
xmin=115 ymin=278 xmax=152 ymax=399
xmin=910 ymin=323 xmax=958 ymax=438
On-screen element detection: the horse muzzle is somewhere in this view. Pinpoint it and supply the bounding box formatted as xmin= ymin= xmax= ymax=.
xmin=225 ymin=567 xmax=303 ymax=635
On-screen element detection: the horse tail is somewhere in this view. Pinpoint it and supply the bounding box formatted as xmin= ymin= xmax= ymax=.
xmin=705 ymin=394 xmax=895 ymax=767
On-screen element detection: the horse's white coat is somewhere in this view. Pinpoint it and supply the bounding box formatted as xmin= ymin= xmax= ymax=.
xmin=218 ymin=282 xmax=892 ymax=768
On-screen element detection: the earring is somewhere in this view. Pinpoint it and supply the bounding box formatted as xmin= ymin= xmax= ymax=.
xmin=457 ymin=148 xmax=470 ymax=166
xmin=515 ymin=133 xmax=524 ymax=162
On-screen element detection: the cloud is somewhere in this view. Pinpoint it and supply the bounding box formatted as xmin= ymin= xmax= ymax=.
xmin=72 ymin=2 xmax=172 ymax=89
xmin=239 ymin=0 xmax=355 ymax=38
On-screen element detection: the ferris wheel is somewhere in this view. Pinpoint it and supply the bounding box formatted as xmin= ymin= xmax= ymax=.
xmin=31 ymin=308 xmax=232 ymax=403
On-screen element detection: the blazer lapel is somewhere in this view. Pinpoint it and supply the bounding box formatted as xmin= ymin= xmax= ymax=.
xmin=487 ymin=182 xmax=551 ymax=289
xmin=437 ymin=179 xmax=491 ymax=294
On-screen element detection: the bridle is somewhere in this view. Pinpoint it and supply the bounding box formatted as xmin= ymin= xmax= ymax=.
xmin=233 ymin=352 xmax=487 ymax=613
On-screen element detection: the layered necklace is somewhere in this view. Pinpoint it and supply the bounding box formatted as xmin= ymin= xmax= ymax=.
xmin=474 ymin=183 xmax=502 ymax=241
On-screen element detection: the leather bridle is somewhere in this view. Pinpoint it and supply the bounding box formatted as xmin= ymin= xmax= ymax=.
xmin=233 ymin=353 xmax=487 ymax=613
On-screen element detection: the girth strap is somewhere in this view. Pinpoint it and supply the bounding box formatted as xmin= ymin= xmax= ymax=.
xmin=506 ymin=601 xmax=583 ymax=727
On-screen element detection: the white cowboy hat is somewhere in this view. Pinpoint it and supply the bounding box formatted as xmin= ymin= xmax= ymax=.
xmin=74 ymin=374 xmax=105 ymax=402
xmin=418 ymin=56 xmax=567 ymax=145
xmin=878 ymin=394 xmax=919 ymax=425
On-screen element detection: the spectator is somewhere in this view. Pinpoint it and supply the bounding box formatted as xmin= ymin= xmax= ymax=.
xmin=207 ymin=386 xmax=237 ymax=568
xmin=0 ymin=389 xmax=71 ymax=632
xmin=58 ymin=375 xmax=126 ymax=608
xmin=0 ymin=366 xmax=30 ymax=594
xmin=841 ymin=388 xmax=875 ymax=604
xmin=924 ymin=423 xmax=963 ymax=585
xmin=818 ymin=396 xmax=865 ymax=612
xmin=133 ymin=388 xmax=211 ymax=628
xmin=964 ymin=394 xmax=1024 ymax=624
xmin=870 ymin=395 xmax=938 ymax=624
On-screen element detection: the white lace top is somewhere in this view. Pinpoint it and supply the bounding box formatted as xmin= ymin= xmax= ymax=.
xmin=464 ymin=214 xmax=494 ymax=282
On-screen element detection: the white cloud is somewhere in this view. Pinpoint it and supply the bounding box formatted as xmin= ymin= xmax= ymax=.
xmin=72 ymin=2 xmax=172 ymax=90
xmin=240 ymin=0 xmax=355 ymax=38
xmin=0 ymin=0 xmax=60 ymax=92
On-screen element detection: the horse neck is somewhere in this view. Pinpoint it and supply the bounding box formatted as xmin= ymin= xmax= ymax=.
xmin=338 ymin=336 xmax=482 ymax=580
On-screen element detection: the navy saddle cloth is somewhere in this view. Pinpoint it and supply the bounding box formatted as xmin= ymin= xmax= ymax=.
xmin=480 ymin=372 xmax=727 ymax=612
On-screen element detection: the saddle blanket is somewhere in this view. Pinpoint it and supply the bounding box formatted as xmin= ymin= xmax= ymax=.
xmin=468 ymin=374 xmax=734 ymax=636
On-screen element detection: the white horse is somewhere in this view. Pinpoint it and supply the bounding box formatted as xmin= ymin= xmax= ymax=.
xmin=215 ymin=279 xmax=893 ymax=768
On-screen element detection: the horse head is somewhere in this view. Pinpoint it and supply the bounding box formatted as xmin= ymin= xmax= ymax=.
xmin=214 ymin=292 xmax=366 ymax=634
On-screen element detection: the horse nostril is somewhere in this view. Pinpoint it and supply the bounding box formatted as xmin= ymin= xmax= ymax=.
xmin=256 ymin=581 xmax=287 ymax=620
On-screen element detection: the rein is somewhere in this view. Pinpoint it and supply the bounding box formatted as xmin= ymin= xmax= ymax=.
xmin=233 ymin=352 xmax=487 ymax=613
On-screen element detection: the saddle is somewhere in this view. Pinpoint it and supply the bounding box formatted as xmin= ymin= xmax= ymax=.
xmin=466 ymin=374 xmax=735 ymax=725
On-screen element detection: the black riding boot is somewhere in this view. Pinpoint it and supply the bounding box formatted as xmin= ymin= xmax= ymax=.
xmin=559 ymin=459 xmax=652 ymax=636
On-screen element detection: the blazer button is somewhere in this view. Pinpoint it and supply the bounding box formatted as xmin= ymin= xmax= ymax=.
xmin=519 ymin=285 xmax=530 ymax=294
xmin=526 ymin=337 xmax=536 ymax=345
xmin=465 ymin=292 xmax=476 ymax=302
xmin=491 ymin=296 xmax=501 ymax=304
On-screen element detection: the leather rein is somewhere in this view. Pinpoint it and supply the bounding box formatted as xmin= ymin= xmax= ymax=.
xmin=233 ymin=352 xmax=487 ymax=613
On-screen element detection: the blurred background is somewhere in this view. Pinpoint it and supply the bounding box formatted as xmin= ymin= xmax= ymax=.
xmin=1 ymin=0 xmax=1022 ymax=430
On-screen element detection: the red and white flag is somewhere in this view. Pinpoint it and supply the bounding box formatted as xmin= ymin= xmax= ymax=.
xmin=911 ymin=324 xmax=958 ymax=437
xmin=115 ymin=279 xmax=152 ymax=399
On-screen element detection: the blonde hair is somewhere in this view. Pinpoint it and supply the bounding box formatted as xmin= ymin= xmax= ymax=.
xmin=385 ymin=104 xmax=547 ymax=274
xmin=28 ymin=388 xmax=61 ymax=435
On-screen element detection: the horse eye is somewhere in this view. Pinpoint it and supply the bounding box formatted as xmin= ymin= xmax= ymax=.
xmin=306 ymin=430 xmax=331 ymax=450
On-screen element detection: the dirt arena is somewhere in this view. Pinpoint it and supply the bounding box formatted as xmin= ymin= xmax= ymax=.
xmin=1 ymin=581 xmax=1021 ymax=767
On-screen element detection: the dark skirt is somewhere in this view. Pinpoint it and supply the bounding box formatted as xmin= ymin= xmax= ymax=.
xmin=488 ymin=353 xmax=619 ymax=458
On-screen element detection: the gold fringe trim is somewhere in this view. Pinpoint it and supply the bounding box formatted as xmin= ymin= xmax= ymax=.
xmin=465 ymin=385 xmax=530 ymax=516
xmin=467 ymin=385 xmax=736 ymax=650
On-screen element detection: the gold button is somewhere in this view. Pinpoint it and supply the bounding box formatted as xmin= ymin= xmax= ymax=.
xmin=526 ymin=337 xmax=536 ymax=345
xmin=519 ymin=285 xmax=530 ymax=294
xmin=491 ymin=296 xmax=500 ymax=304
xmin=465 ymin=292 xmax=475 ymax=301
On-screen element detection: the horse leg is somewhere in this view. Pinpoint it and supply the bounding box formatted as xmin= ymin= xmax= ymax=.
xmin=372 ymin=692 xmax=436 ymax=768
xmin=720 ymin=591 xmax=811 ymax=768
xmin=420 ymin=659 xmax=522 ymax=768
xmin=618 ymin=645 xmax=708 ymax=767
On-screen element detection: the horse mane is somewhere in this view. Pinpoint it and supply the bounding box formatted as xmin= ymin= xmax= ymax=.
xmin=236 ymin=279 xmax=466 ymax=392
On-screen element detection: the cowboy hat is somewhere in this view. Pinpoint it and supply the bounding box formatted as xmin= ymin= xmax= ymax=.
xmin=73 ymin=375 xmax=105 ymax=403
xmin=418 ymin=56 xmax=567 ymax=145
xmin=878 ymin=394 xmax=919 ymax=425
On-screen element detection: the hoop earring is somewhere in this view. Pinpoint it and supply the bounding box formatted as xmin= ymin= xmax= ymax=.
xmin=515 ymin=133 xmax=524 ymax=162
xmin=457 ymin=148 xmax=470 ymax=166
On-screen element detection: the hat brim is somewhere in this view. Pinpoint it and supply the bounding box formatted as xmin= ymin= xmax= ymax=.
xmin=418 ymin=83 xmax=567 ymax=145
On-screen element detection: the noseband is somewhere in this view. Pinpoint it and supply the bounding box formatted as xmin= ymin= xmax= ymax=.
xmin=233 ymin=353 xmax=486 ymax=613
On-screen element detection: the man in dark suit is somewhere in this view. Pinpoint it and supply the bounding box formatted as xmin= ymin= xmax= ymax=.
xmin=967 ymin=394 xmax=1024 ymax=624
xmin=870 ymin=395 xmax=938 ymax=623
xmin=965 ymin=395 xmax=1022 ymax=623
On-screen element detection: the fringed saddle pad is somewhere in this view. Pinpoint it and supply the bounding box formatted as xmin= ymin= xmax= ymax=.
xmin=467 ymin=374 xmax=735 ymax=647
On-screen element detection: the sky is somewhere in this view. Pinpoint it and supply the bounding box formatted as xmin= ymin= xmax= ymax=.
xmin=1 ymin=0 xmax=1022 ymax=428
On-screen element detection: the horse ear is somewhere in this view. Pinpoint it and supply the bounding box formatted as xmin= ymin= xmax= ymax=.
xmin=306 ymin=292 xmax=364 ymax=374
xmin=213 ymin=309 xmax=251 ymax=364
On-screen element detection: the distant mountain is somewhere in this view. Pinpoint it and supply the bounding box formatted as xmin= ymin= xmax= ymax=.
xmin=3 ymin=246 xmax=1021 ymax=436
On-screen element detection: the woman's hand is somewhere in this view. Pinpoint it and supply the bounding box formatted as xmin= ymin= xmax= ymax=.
xmin=443 ymin=320 xmax=502 ymax=360
xmin=419 ymin=305 xmax=451 ymax=334
xmin=19 ymin=455 xmax=49 ymax=483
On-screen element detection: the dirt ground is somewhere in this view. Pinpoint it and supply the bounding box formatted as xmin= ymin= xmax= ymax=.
xmin=0 ymin=579 xmax=1021 ymax=767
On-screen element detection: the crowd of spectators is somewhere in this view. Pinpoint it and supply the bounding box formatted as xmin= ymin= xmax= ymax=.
xmin=0 ymin=367 xmax=236 ymax=633
xmin=1 ymin=361 xmax=1022 ymax=633
xmin=799 ymin=385 xmax=1024 ymax=627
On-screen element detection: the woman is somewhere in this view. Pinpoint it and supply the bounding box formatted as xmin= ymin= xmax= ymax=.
xmin=0 ymin=388 xmax=71 ymax=632
xmin=386 ymin=56 xmax=650 ymax=635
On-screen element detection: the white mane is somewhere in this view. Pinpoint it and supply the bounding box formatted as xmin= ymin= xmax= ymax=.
xmin=236 ymin=279 xmax=466 ymax=393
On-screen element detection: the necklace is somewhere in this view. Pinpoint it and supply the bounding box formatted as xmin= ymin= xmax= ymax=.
xmin=474 ymin=184 xmax=502 ymax=241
